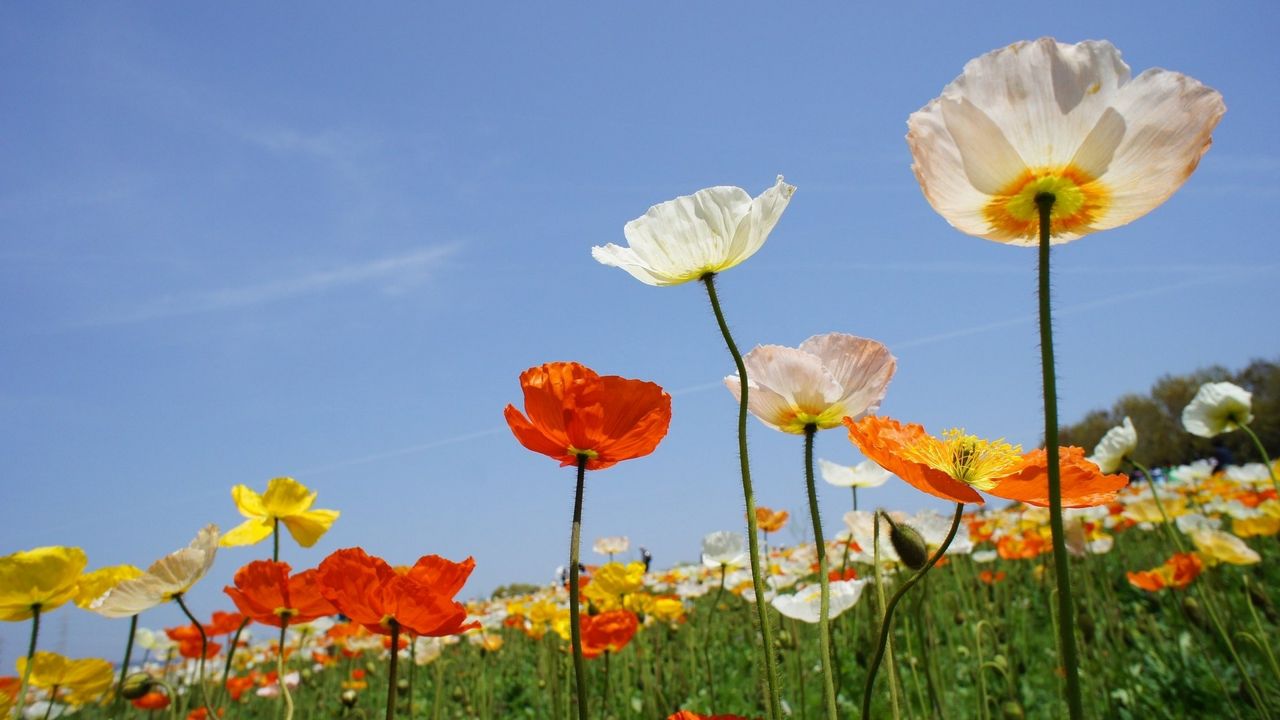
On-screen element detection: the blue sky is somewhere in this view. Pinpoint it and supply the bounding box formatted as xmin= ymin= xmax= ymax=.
xmin=2 ymin=3 xmax=1277 ymax=666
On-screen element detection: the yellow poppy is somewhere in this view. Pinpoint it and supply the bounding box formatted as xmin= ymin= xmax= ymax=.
xmin=15 ymin=652 xmax=114 ymax=705
xmin=74 ymin=565 xmax=143 ymax=610
xmin=220 ymin=477 xmax=340 ymax=548
xmin=0 ymin=546 xmax=87 ymax=622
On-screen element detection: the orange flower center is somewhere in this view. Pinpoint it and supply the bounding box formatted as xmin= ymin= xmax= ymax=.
xmin=982 ymin=165 xmax=1110 ymax=239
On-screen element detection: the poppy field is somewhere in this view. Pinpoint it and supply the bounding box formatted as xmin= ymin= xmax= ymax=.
xmin=3 ymin=37 xmax=1278 ymax=720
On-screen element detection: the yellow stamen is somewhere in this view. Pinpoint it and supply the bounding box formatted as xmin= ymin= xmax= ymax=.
xmin=567 ymin=447 xmax=599 ymax=459
xmin=898 ymin=429 xmax=1023 ymax=491
xmin=983 ymin=165 xmax=1109 ymax=240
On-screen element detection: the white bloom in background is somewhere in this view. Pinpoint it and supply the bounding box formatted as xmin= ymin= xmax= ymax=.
xmin=843 ymin=510 xmax=900 ymax=563
xmin=819 ymin=458 xmax=893 ymax=488
xmin=725 ymin=333 xmax=896 ymax=435
xmin=1175 ymin=512 xmax=1222 ymax=534
xmin=1170 ymin=459 xmax=1216 ymax=484
xmin=911 ymin=510 xmax=973 ymax=555
xmin=972 ymin=550 xmax=998 ymax=564
xmin=771 ymin=579 xmax=871 ymax=623
xmin=1088 ymin=417 xmax=1137 ymax=473
xmin=592 ymin=536 xmax=630 ymax=556
xmin=701 ymin=531 xmax=747 ymax=569
xmin=592 ymin=176 xmax=795 ymax=286
xmin=1189 ymin=528 xmax=1261 ymax=565
xmin=1225 ymin=463 xmax=1271 ymax=486
xmin=1182 ymin=382 xmax=1253 ymax=437
xmin=256 ymin=671 xmax=300 ymax=698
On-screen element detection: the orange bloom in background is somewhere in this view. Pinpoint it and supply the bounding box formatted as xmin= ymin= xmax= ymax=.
xmin=667 ymin=712 xmax=756 ymax=720
xmin=224 ymin=560 xmax=336 ymax=628
xmin=580 ymin=609 xmax=639 ymax=659
xmin=829 ymin=567 xmax=859 ymax=582
xmin=978 ymin=570 xmax=1007 ymax=585
xmin=504 ymin=362 xmax=672 ymax=471
xmin=316 ymin=547 xmax=479 ymax=638
xmin=997 ymin=531 xmax=1049 ymax=561
xmin=132 ymin=691 xmax=171 ymax=710
xmin=205 ymin=611 xmax=245 ymax=636
xmin=844 ymin=416 xmax=1127 ymax=507
xmin=755 ymin=507 xmax=789 ymax=533
xmin=225 ymin=675 xmax=255 ymax=702
xmin=1127 ymin=553 xmax=1204 ymax=592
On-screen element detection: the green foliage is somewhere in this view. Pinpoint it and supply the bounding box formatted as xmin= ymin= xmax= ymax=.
xmin=1060 ymin=358 xmax=1280 ymax=467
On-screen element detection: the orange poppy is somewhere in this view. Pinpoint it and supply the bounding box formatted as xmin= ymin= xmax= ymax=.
xmin=224 ymin=560 xmax=336 ymax=629
xmin=165 ymin=625 xmax=222 ymax=659
xmin=1127 ymin=553 xmax=1203 ymax=592
xmin=667 ymin=712 xmax=756 ymax=720
xmin=205 ymin=611 xmax=245 ymax=636
xmin=316 ymin=547 xmax=480 ymax=638
xmin=996 ymin=531 xmax=1048 ymax=560
xmin=132 ymin=691 xmax=170 ymax=710
xmin=580 ymin=609 xmax=639 ymax=659
xmin=755 ymin=507 xmax=789 ymax=533
xmin=978 ymin=570 xmax=1007 ymax=585
xmin=504 ymin=362 xmax=672 ymax=471
xmin=225 ymin=675 xmax=255 ymax=702
xmin=843 ymin=416 xmax=1127 ymax=507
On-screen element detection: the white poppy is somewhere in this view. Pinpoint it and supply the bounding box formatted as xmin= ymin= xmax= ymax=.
xmin=818 ymin=458 xmax=892 ymax=489
xmin=592 ymin=536 xmax=630 ymax=556
xmin=91 ymin=525 xmax=220 ymax=618
xmin=1088 ymin=417 xmax=1137 ymax=473
xmin=592 ymin=176 xmax=795 ymax=286
xmin=908 ymin=38 xmax=1224 ymax=245
xmin=1182 ymin=382 xmax=1253 ymax=437
xmin=725 ymin=333 xmax=896 ymax=435
xmin=770 ymin=579 xmax=871 ymax=623
xmin=701 ymin=530 xmax=747 ymax=569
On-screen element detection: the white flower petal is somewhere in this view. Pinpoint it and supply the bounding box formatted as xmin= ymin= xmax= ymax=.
xmin=798 ymin=333 xmax=896 ymax=422
xmin=1182 ymin=381 xmax=1253 ymax=437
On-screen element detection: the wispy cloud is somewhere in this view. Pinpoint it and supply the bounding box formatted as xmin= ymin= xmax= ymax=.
xmin=81 ymin=245 xmax=458 ymax=326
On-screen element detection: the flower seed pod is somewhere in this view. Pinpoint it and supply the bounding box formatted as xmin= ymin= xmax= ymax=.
xmin=883 ymin=513 xmax=930 ymax=570
xmin=119 ymin=672 xmax=154 ymax=700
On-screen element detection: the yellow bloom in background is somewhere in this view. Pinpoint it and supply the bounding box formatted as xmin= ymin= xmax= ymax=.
xmin=16 ymin=652 xmax=114 ymax=705
xmin=622 ymin=592 xmax=654 ymax=616
xmin=907 ymin=38 xmax=1224 ymax=245
xmin=74 ymin=565 xmax=143 ymax=610
xmin=592 ymin=562 xmax=646 ymax=597
xmin=221 ymin=477 xmax=340 ymax=548
xmin=1232 ymin=500 xmax=1280 ymax=538
xmin=1189 ymin=528 xmax=1261 ymax=565
xmin=0 ymin=546 xmax=88 ymax=622
xmin=1122 ymin=496 xmax=1187 ymax=524
xmin=649 ymin=596 xmax=686 ymax=624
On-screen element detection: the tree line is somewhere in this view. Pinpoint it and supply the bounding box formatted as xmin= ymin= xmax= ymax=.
xmin=1059 ymin=357 xmax=1279 ymax=469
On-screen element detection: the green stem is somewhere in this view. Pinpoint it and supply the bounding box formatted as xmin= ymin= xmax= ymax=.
xmin=702 ymin=272 xmax=783 ymax=720
xmin=700 ymin=564 xmax=727 ymax=708
xmin=1239 ymin=423 xmax=1280 ymax=497
xmin=863 ymin=504 xmax=964 ymax=720
xmin=216 ymin=617 xmax=250 ymax=708
xmin=1131 ymin=460 xmax=1186 ymax=552
xmin=385 ymin=620 xmax=400 ymax=720
xmin=273 ymin=517 xmax=280 ymax=562
xmin=803 ymin=425 xmax=838 ymax=720
xmin=871 ymin=514 xmax=902 ymax=720
xmin=173 ymin=594 xmax=217 ymax=719
xmin=568 ymin=454 xmax=589 ymax=720
xmin=1035 ymin=192 xmax=1084 ymax=720
xmin=113 ymin=615 xmax=138 ymax=712
xmin=278 ymin=621 xmax=294 ymax=720
xmin=14 ymin=605 xmax=41 ymax=720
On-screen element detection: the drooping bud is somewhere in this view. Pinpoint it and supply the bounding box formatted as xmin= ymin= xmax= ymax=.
xmin=119 ymin=672 xmax=155 ymax=700
xmin=881 ymin=512 xmax=930 ymax=570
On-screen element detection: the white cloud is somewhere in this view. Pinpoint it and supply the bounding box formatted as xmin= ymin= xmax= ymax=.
xmin=83 ymin=244 xmax=457 ymax=325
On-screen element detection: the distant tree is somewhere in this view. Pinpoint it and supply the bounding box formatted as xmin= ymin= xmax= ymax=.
xmin=491 ymin=582 xmax=543 ymax=599
xmin=1059 ymin=358 xmax=1278 ymax=468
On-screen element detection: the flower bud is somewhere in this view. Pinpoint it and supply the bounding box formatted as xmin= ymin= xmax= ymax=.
xmin=120 ymin=672 xmax=155 ymax=700
xmin=340 ymin=689 xmax=359 ymax=708
xmin=1001 ymin=700 xmax=1026 ymax=720
xmin=396 ymin=678 xmax=409 ymax=692
xmin=882 ymin=513 xmax=930 ymax=570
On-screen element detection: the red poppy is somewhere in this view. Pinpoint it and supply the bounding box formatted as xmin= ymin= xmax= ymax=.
xmin=205 ymin=611 xmax=245 ymax=636
xmin=580 ymin=609 xmax=639 ymax=659
xmin=316 ymin=547 xmax=480 ymax=638
xmin=504 ymin=362 xmax=671 ymax=471
xmin=224 ymin=560 xmax=336 ymax=628
xmin=828 ymin=567 xmax=858 ymax=582
xmin=132 ymin=691 xmax=170 ymax=710
xmin=978 ymin=570 xmax=1007 ymax=585
xmin=667 ymin=712 xmax=756 ymax=720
